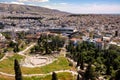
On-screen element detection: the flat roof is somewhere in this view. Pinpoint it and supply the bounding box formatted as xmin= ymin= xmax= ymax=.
xmin=49 ymin=27 xmax=75 ymax=30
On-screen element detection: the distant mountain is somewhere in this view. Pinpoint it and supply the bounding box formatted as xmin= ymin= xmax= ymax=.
xmin=0 ymin=3 xmax=69 ymax=17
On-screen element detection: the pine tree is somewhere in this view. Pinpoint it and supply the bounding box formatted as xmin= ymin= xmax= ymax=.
xmin=14 ymin=59 xmax=22 ymax=80
xmin=52 ymin=72 xmax=58 ymax=80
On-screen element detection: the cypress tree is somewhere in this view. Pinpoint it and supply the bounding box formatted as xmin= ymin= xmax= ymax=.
xmin=84 ymin=63 xmax=96 ymax=80
xmin=106 ymin=58 xmax=111 ymax=75
xmin=80 ymin=54 xmax=84 ymax=70
xmin=76 ymin=57 xmax=80 ymax=67
xmin=115 ymin=31 xmax=118 ymax=37
xmin=44 ymin=38 xmax=49 ymax=54
xmin=52 ymin=72 xmax=58 ymax=80
xmin=77 ymin=73 xmax=80 ymax=80
xmin=14 ymin=59 xmax=22 ymax=80
xmin=13 ymin=44 xmax=20 ymax=53
xmin=80 ymin=57 xmax=84 ymax=70
xmin=115 ymin=69 xmax=120 ymax=80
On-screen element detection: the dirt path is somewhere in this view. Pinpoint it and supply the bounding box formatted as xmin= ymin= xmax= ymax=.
xmin=18 ymin=43 xmax=36 ymax=56
xmin=0 ymin=70 xmax=78 ymax=77
xmin=0 ymin=43 xmax=78 ymax=78
xmin=0 ymin=52 xmax=9 ymax=62
xmin=0 ymin=43 xmax=36 ymax=62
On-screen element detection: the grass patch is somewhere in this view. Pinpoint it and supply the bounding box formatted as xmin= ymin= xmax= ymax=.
xmin=22 ymin=57 xmax=71 ymax=74
xmin=0 ymin=54 xmax=72 ymax=75
xmin=0 ymin=54 xmax=24 ymax=74
xmin=0 ymin=72 xmax=74 ymax=80
xmin=0 ymin=53 xmax=4 ymax=59
xmin=0 ymin=74 xmax=14 ymax=80
xmin=7 ymin=47 xmax=13 ymax=52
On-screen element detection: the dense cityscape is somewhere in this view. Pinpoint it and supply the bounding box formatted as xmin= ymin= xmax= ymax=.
xmin=0 ymin=2 xmax=120 ymax=80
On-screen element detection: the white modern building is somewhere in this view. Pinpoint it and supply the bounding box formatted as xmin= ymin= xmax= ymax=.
xmin=48 ymin=27 xmax=78 ymax=34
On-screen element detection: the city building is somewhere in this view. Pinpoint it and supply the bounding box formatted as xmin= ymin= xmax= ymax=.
xmin=0 ymin=33 xmax=6 ymax=42
xmin=48 ymin=27 xmax=78 ymax=34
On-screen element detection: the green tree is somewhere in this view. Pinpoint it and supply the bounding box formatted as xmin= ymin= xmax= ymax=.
xmin=14 ymin=59 xmax=22 ymax=80
xmin=80 ymin=55 xmax=84 ymax=70
xmin=113 ymin=58 xmax=120 ymax=70
xmin=76 ymin=56 xmax=80 ymax=67
xmin=0 ymin=22 xmax=4 ymax=29
xmin=77 ymin=53 xmax=84 ymax=70
xmin=44 ymin=39 xmax=49 ymax=54
xmin=9 ymin=41 xmax=16 ymax=47
xmin=115 ymin=69 xmax=120 ymax=80
xmin=106 ymin=58 xmax=111 ymax=75
xmin=52 ymin=72 xmax=58 ymax=80
xmin=11 ymin=22 xmax=16 ymax=26
xmin=17 ymin=32 xmax=25 ymax=39
xmin=30 ymin=47 xmax=35 ymax=53
xmin=84 ymin=63 xmax=96 ymax=80
xmin=77 ymin=73 xmax=80 ymax=80
xmin=13 ymin=44 xmax=20 ymax=53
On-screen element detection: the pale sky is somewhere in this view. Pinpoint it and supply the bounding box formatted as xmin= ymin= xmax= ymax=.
xmin=1 ymin=0 xmax=120 ymax=14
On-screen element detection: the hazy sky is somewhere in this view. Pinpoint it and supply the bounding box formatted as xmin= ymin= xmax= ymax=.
xmin=1 ymin=0 xmax=120 ymax=14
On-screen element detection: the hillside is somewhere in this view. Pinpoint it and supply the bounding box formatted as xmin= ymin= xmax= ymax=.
xmin=0 ymin=3 xmax=69 ymax=17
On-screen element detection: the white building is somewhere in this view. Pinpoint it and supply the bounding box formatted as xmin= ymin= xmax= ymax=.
xmin=0 ymin=33 xmax=6 ymax=42
xmin=48 ymin=27 xmax=78 ymax=34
